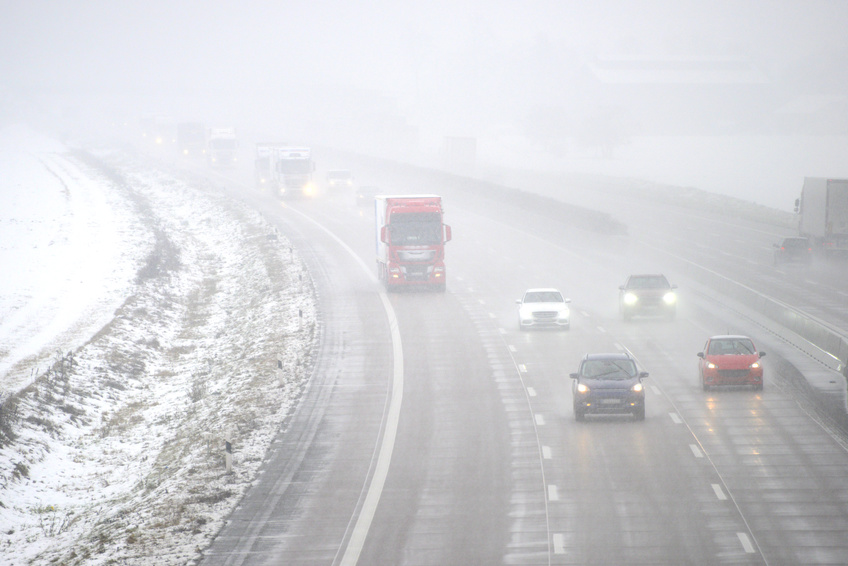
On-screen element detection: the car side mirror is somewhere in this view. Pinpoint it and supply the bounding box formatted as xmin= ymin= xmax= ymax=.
xmin=565 ymin=298 xmax=572 ymax=304
xmin=639 ymin=372 xmax=649 ymax=378
xmin=697 ymin=352 xmax=705 ymax=358
xmin=671 ymin=284 xmax=678 ymax=289
xmin=759 ymin=352 xmax=766 ymax=358
xmin=515 ymin=299 xmax=522 ymax=304
xmin=618 ymin=285 xmax=626 ymax=290
xmin=569 ymin=373 xmax=579 ymax=379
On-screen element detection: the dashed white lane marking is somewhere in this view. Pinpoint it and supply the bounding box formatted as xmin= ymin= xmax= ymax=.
xmin=527 ymin=387 xmax=537 ymax=397
xmin=651 ymin=385 xmax=662 ymax=395
xmin=553 ymin=533 xmax=565 ymax=554
xmin=518 ymin=364 xmax=528 ymax=373
xmin=669 ymin=412 xmax=682 ymax=424
xmin=737 ymin=532 xmax=756 ymax=553
xmin=498 ymin=328 xmax=507 ymax=335
xmin=689 ymin=444 xmax=704 ymax=458
xmin=597 ymin=326 xmax=606 ymax=333
xmin=580 ymin=310 xmax=590 ymax=317
xmin=542 ymin=446 xmax=552 ymax=459
xmin=478 ymin=298 xmax=486 ymax=305
xmin=508 ymin=344 xmax=517 ymax=352
xmin=614 ymin=342 xmax=624 ymax=351
xmin=488 ymin=312 xmax=496 ymax=319
xmin=548 ymin=485 xmax=559 ymax=501
xmin=712 ymin=484 xmax=727 ymax=501
xmin=535 ymin=414 xmax=545 ymax=426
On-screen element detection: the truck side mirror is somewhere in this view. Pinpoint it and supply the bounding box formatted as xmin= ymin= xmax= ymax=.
xmin=444 ymin=225 xmax=452 ymax=243
xmin=794 ymin=198 xmax=800 ymax=213
xmin=380 ymin=225 xmax=388 ymax=244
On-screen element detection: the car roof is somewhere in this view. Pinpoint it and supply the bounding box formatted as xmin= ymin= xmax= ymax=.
xmin=524 ymin=287 xmax=561 ymax=293
xmin=627 ymin=273 xmax=667 ymax=278
xmin=708 ymin=334 xmax=752 ymax=340
xmin=583 ymin=352 xmax=633 ymax=361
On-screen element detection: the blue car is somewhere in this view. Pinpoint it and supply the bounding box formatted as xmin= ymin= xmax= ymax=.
xmin=570 ymin=352 xmax=649 ymax=421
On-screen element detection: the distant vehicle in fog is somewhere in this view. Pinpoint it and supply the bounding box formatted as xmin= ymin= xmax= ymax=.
xmin=571 ymin=352 xmax=648 ymax=421
xmin=796 ymin=178 xmax=848 ymax=258
xmin=326 ymin=170 xmax=356 ymax=193
xmin=206 ymin=127 xmax=238 ymax=168
xmin=773 ymin=236 xmax=812 ymax=265
xmin=697 ymin=335 xmax=765 ymax=391
xmin=177 ymin=122 xmax=206 ymax=157
xmin=272 ymin=147 xmax=316 ymax=199
xmin=516 ymin=288 xmax=571 ymax=330
xmin=254 ymin=142 xmax=287 ymax=188
xmin=356 ymin=185 xmax=381 ymax=207
xmin=619 ymin=274 xmax=677 ymax=321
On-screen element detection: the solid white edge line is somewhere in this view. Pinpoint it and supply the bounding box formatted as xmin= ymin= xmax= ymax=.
xmin=340 ymin=292 xmax=403 ymax=566
xmin=281 ymin=205 xmax=403 ymax=566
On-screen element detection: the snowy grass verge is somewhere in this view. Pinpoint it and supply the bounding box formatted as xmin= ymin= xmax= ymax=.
xmin=0 ymin=149 xmax=317 ymax=565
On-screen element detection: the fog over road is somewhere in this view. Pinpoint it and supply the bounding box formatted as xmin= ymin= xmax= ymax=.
xmin=188 ymin=147 xmax=848 ymax=565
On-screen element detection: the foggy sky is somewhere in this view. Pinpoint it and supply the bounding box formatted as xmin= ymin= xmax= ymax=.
xmin=2 ymin=1 xmax=848 ymax=208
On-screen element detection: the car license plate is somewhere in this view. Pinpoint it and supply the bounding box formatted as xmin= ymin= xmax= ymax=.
xmin=600 ymin=399 xmax=621 ymax=404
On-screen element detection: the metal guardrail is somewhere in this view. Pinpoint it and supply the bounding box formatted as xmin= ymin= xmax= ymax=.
xmin=676 ymin=254 xmax=848 ymax=375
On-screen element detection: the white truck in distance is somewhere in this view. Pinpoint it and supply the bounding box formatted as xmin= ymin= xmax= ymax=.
xmin=271 ymin=147 xmax=316 ymax=199
xmin=206 ymin=127 xmax=238 ymax=168
xmin=796 ymin=177 xmax=848 ymax=258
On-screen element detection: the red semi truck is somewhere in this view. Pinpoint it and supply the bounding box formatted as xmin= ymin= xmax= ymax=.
xmin=375 ymin=195 xmax=452 ymax=292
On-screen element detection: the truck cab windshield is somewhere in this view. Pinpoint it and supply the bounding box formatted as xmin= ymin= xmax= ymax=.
xmin=278 ymin=160 xmax=312 ymax=174
xmin=389 ymin=212 xmax=442 ymax=245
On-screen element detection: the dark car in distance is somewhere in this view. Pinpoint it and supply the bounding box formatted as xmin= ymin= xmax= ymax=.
xmin=773 ymin=237 xmax=812 ymax=265
xmin=619 ymin=274 xmax=677 ymax=321
xmin=571 ymin=352 xmax=649 ymax=421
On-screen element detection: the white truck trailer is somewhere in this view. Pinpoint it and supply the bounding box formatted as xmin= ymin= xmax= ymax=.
xmin=797 ymin=178 xmax=848 ymax=258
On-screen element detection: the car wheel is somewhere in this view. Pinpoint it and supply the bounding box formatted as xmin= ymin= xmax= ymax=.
xmin=634 ymin=406 xmax=645 ymax=421
xmin=754 ymin=383 xmax=763 ymax=391
xmin=702 ymin=379 xmax=710 ymax=392
xmin=574 ymin=409 xmax=585 ymax=422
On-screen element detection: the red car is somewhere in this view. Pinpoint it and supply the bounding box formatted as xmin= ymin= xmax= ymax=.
xmin=698 ymin=335 xmax=765 ymax=391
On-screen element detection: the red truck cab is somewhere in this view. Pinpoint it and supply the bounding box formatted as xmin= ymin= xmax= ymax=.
xmin=375 ymin=195 xmax=451 ymax=292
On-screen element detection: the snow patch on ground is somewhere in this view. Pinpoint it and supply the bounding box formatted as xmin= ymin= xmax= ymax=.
xmin=0 ymin=133 xmax=317 ymax=565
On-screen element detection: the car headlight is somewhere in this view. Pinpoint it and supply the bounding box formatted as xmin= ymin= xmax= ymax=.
xmin=750 ymin=362 xmax=760 ymax=369
xmin=576 ymin=383 xmax=590 ymax=393
xmin=623 ymin=292 xmax=639 ymax=305
xmin=631 ymin=382 xmax=643 ymax=393
xmin=663 ymin=291 xmax=677 ymax=305
xmin=706 ymin=362 xmax=716 ymax=369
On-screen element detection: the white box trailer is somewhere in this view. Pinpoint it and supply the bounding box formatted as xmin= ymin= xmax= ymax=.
xmin=798 ymin=177 xmax=848 ymax=257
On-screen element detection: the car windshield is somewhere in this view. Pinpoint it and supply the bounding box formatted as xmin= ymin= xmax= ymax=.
xmin=524 ymin=291 xmax=563 ymax=303
xmin=581 ymin=359 xmax=638 ymax=379
xmin=328 ymin=171 xmax=352 ymax=180
xmin=627 ymin=275 xmax=669 ymax=289
xmin=707 ymin=338 xmax=755 ymax=355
